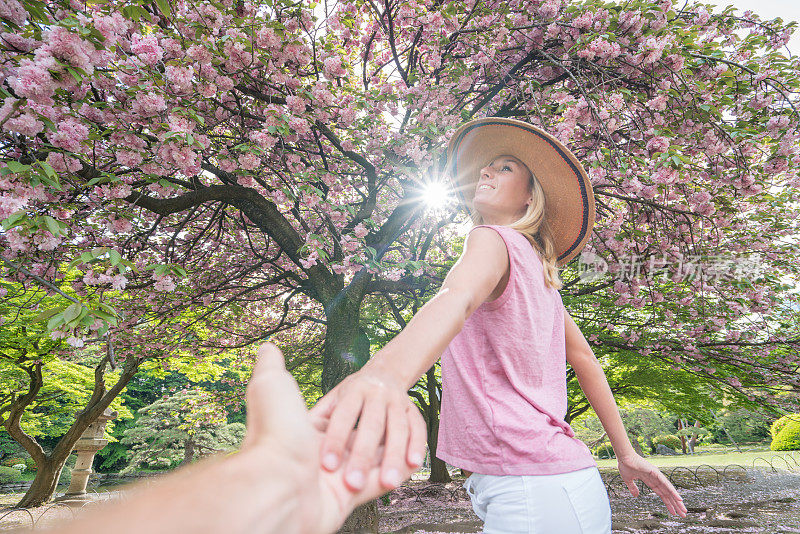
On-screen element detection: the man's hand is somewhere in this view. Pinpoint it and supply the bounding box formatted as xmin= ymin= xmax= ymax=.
xmin=243 ymin=343 xmax=425 ymax=533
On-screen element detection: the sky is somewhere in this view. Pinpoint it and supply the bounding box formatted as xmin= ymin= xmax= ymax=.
xmin=704 ymin=0 xmax=799 ymax=55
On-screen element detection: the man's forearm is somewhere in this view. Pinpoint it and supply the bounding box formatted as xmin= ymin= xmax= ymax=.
xmin=573 ymin=355 xmax=637 ymax=460
xmin=363 ymin=288 xmax=470 ymax=390
xmin=47 ymin=449 xmax=309 ymax=534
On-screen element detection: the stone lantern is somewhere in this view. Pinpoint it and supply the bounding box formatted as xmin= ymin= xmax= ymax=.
xmin=57 ymin=408 xmax=117 ymax=503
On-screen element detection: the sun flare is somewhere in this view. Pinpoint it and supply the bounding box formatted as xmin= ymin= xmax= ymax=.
xmin=421 ymin=181 xmax=453 ymax=211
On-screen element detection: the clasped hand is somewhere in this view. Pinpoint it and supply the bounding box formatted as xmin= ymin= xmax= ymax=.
xmin=309 ymin=365 xmax=428 ymax=492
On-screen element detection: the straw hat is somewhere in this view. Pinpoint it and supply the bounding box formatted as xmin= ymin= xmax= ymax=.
xmin=445 ymin=117 xmax=595 ymax=267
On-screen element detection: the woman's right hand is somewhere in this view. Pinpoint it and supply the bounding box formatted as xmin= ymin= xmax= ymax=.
xmin=309 ymin=366 xmax=428 ymax=492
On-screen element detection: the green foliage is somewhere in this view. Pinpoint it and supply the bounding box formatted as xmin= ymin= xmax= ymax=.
xmin=24 ymin=456 xmax=36 ymax=472
xmin=0 ymin=356 xmax=132 ymax=440
xmin=653 ymin=434 xmax=683 ymax=450
xmin=57 ymin=455 xmax=76 ymax=486
xmin=0 ymin=431 xmax=27 ymax=463
xmin=770 ymin=415 xmax=800 ymax=451
xmin=0 ymin=283 xmax=132 ymax=444
xmin=713 ymin=408 xmax=772 ymax=443
xmin=121 ymin=389 xmax=244 ymax=473
xmin=675 ymin=424 xmax=711 ymax=443
xmin=593 ymin=443 xmax=615 ymax=459
xmin=0 ymin=465 xmax=24 ymax=484
xmin=769 ymin=413 xmax=800 ymax=439
xmin=94 ymin=438 xmax=130 ymax=473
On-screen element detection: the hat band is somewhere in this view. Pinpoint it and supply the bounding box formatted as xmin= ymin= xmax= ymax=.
xmin=449 ymin=119 xmax=591 ymax=264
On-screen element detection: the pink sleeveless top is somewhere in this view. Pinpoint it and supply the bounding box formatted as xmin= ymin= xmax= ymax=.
xmin=436 ymin=224 xmax=597 ymax=476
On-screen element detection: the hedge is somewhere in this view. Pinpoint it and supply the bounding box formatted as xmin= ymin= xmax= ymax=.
xmin=770 ymin=417 xmax=800 ymax=451
xmin=770 ymin=413 xmax=800 ymax=439
xmin=593 ymin=443 xmax=615 ymax=459
xmin=653 ymin=434 xmax=682 ymax=451
xmin=0 ymin=466 xmax=22 ymax=484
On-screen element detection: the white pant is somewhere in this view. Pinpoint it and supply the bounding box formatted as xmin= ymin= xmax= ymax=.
xmin=463 ymin=466 xmax=612 ymax=533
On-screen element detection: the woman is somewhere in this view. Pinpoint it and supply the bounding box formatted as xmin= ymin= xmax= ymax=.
xmin=310 ymin=117 xmax=687 ymax=533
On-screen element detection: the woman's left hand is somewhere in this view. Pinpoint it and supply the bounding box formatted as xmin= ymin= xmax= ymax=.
xmin=617 ymin=453 xmax=688 ymax=518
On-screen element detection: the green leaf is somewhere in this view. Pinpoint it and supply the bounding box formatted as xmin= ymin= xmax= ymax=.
xmin=1 ymin=211 xmax=27 ymax=230
xmin=79 ymin=310 xmax=94 ymax=327
xmin=40 ymin=116 xmax=57 ymax=132
xmin=121 ymin=5 xmax=151 ymax=21
xmin=31 ymin=306 xmax=66 ymax=323
xmin=158 ymin=179 xmax=180 ymax=189
xmin=5 ymin=161 xmax=30 ymax=173
xmin=43 ymin=216 xmax=63 ymax=236
xmin=63 ymin=303 xmax=83 ymax=324
xmin=47 ymin=313 xmax=65 ymax=331
xmin=39 ymin=161 xmax=57 ymax=180
xmin=154 ymin=0 xmax=172 ymax=18
xmin=65 ymin=67 xmax=82 ymax=83
xmin=98 ymin=302 xmax=118 ymax=316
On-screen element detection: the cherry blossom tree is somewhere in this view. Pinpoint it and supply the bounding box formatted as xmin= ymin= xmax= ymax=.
xmin=3 ymin=0 xmax=800 ymax=525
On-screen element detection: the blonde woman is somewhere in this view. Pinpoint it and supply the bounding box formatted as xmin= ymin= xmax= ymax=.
xmin=311 ymin=118 xmax=687 ymax=533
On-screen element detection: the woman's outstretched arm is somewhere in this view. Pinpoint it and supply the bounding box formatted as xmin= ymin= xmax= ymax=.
xmin=564 ymin=310 xmax=688 ymax=518
xmin=310 ymin=226 xmax=510 ymax=492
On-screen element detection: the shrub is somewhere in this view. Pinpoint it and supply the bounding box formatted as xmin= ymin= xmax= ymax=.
xmin=770 ymin=417 xmax=800 ymax=451
xmin=653 ymin=434 xmax=682 ymax=451
xmin=770 ymin=413 xmax=800 ymax=439
xmin=0 ymin=466 xmax=23 ymax=484
xmin=1 ymin=457 xmax=25 ymax=467
xmin=24 ymin=456 xmax=36 ymax=472
xmin=594 ymin=443 xmax=615 ymax=459
xmin=57 ymin=455 xmax=77 ymax=486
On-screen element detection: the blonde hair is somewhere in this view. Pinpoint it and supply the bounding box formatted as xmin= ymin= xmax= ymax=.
xmin=469 ymin=163 xmax=563 ymax=290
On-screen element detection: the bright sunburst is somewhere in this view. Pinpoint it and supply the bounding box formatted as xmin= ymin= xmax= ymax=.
xmin=421 ymin=180 xmax=453 ymax=212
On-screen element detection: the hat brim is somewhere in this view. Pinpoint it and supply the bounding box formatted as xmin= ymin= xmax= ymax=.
xmin=446 ymin=117 xmax=595 ymax=268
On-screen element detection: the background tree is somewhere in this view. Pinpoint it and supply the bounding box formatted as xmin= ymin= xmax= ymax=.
xmin=121 ymin=388 xmax=245 ymax=472
xmin=0 ymin=282 xmax=136 ymax=508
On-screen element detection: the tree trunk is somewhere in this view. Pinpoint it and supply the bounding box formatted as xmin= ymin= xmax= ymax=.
xmin=181 ymin=439 xmax=195 ymax=466
xmin=688 ymin=420 xmax=701 ymax=453
xmin=677 ymin=418 xmax=687 ymax=454
xmin=710 ymin=410 xmax=741 ymax=452
xmin=645 ymin=436 xmax=657 ymax=454
xmin=7 ymin=353 xmax=140 ymax=508
xmin=16 ymin=456 xmax=69 ymax=508
xmin=627 ymin=431 xmax=645 ymax=457
xmin=424 ymin=368 xmax=450 ymax=483
xmin=323 ymin=300 xmax=379 ymax=529
xmin=722 ymin=425 xmax=742 ymax=452
xmin=321 ymin=299 xmax=365 ymax=394
xmin=337 ymin=500 xmax=378 ymax=533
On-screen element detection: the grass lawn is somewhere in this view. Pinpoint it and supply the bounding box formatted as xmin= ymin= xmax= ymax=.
xmin=595 ymin=443 xmax=800 ymax=469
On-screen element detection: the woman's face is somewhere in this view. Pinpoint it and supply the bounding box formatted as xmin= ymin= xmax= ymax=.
xmin=473 ymin=155 xmax=533 ymax=225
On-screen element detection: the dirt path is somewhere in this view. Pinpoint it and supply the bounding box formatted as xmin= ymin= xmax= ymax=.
xmin=379 ymin=467 xmax=800 ymax=534
xmin=2 ymin=466 xmax=799 ymax=533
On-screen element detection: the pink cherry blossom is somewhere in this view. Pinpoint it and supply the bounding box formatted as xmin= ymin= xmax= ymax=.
xmin=3 ymin=112 xmax=44 ymax=137
xmin=131 ymin=34 xmax=164 ymax=66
